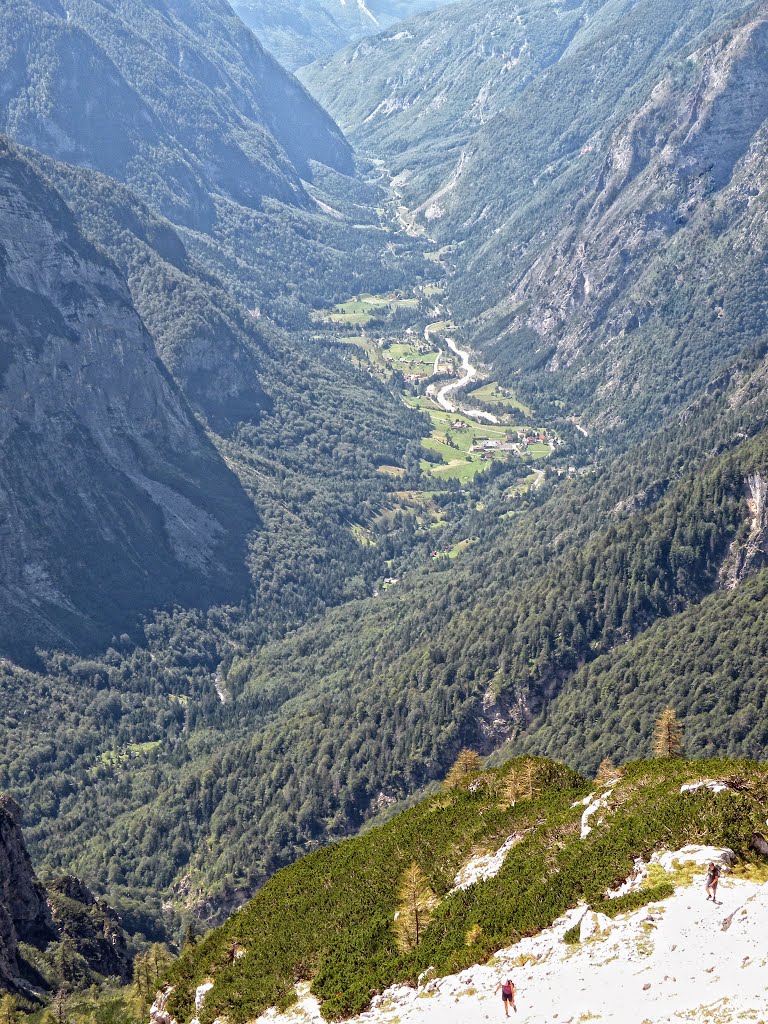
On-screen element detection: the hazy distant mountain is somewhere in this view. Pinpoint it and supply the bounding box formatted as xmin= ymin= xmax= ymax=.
xmin=0 ymin=0 xmax=419 ymax=323
xmin=232 ymin=0 xmax=452 ymax=70
xmin=0 ymin=0 xmax=351 ymax=220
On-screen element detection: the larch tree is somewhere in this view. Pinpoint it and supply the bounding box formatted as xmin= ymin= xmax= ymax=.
xmin=595 ymin=757 xmax=622 ymax=785
xmin=0 ymin=994 xmax=17 ymax=1024
xmin=395 ymin=862 xmax=437 ymax=952
xmin=502 ymin=760 xmax=537 ymax=807
xmin=444 ymin=748 xmax=483 ymax=789
xmin=653 ymin=706 xmax=684 ymax=758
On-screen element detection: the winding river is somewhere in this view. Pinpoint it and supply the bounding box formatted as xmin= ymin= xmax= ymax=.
xmin=429 ymin=329 xmax=499 ymax=425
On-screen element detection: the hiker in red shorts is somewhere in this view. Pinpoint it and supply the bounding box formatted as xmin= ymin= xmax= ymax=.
xmin=494 ymin=977 xmax=517 ymax=1016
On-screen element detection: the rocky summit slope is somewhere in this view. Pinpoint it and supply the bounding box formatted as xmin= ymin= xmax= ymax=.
xmin=256 ymin=846 xmax=768 ymax=1023
xmin=0 ymin=0 xmax=350 ymax=220
xmin=154 ymin=758 xmax=768 ymax=1024
xmin=0 ymin=138 xmax=254 ymax=661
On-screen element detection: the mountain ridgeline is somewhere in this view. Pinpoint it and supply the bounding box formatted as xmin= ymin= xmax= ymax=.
xmin=232 ymin=0 xmax=452 ymax=71
xmin=0 ymin=0 xmax=429 ymax=659
xmin=0 ymin=0 xmax=423 ymax=323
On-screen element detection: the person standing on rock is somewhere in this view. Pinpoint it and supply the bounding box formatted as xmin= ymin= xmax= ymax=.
xmin=494 ymin=977 xmax=517 ymax=1016
xmin=705 ymin=862 xmax=721 ymax=903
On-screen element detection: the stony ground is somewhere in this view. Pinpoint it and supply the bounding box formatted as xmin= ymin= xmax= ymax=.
xmin=256 ymin=846 xmax=768 ymax=1024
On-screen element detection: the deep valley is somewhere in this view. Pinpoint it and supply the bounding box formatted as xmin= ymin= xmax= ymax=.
xmin=0 ymin=0 xmax=767 ymax=1021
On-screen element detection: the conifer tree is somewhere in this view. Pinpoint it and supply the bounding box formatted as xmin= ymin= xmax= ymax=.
xmin=47 ymin=990 xmax=68 ymax=1024
xmin=501 ymin=760 xmax=538 ymax=807
xmin=595 ymin=757 xmax=622 ymax=785
xmin=444 ymin=749 xmax=483 ymax=789
xmin=653 ymin=707 xmax=684 ymax=758
xmin=0 ymin=994 xmax=17 ymax=1024
xmin=394 ymin=862 xmax=436 ymax=951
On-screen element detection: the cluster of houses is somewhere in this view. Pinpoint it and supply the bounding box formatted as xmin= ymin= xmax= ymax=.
xmin=468 ymin=428 xmax=562 ymax=460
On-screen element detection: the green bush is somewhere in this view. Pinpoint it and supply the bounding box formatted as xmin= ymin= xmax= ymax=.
xmin=599 ymin=880 xmax=675 ymax=919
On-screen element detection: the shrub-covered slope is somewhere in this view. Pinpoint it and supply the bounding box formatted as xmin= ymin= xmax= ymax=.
xmin=161 ymin=757 xmax=768 ymax=1023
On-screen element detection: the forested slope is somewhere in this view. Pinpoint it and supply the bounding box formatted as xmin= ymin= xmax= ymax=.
xmin=303 ymin=0 xmax=768 ymax=435
xmin=4 ymin=345 xmax=768 ymax=923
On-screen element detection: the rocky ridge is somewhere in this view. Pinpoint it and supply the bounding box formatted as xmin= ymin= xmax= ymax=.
xmin=0 ymin=796 xmax=131 ymax=995
xmin=477 ymin=9 xmax=768 ymax=430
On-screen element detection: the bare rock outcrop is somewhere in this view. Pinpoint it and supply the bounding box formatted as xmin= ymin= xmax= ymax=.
xmin=0 ymin=797 xmax=56 ymax=991
xmin=47 ymin=876 xmax=131 ymax=983
xmin=719 ymin=473 xmax=768 ymax=588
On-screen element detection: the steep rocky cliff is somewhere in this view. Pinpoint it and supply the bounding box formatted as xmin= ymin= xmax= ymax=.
xmin=0 ymin=0 xmax=351 ymax=223
xmin=471 ymin=9 xmax=768 ymax=432
xmin=720 ymin=473 xmax=768 ymax=588
xmin=0 ymin=797 xmax=55 ymax=992
xmin=0 ymin=138 xmax=255 ymax=661
xmin=47 ymin=877 xmax=131 ymax=984
xmin=0 ymin=798 xmax=131 ymax=994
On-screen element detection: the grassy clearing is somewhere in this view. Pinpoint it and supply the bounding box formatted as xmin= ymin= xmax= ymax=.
xmin=314 ymin=292 xmax=420 ymax=327
xmin=527 ymin=442 xmax=552 ymax=459
xmin=377 ymin=465 xmax=407 ymax=478
xmin=428 ymin=459 xmax=487 ymax=482
xmin=99 ymin=740 xmax=161 ymax=767
xmin=424 ymin=319 xmax=455 ymax=336
xmin=466 ymin=381 xmax=532 ymax=416
xmin=350 ymin=523 xmax=375 ymax=546
xmin=435 ymin=538 xmax=477 ymax=559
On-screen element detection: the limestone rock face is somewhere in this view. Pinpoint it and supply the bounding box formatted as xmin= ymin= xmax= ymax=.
xmin=486 ymin=10 xmax=768 ymax=429
xmin=720 ymin=473 xmax=768 ymax=588
xmin=0 ymin=798 xmax=55 ymax=989
xmin=0 ymin=138 xmax=254 ymax=661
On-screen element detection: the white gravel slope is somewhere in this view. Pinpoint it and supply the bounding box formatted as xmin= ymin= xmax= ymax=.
xmin=256 ymin=847 xmax=768 ymax=1024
